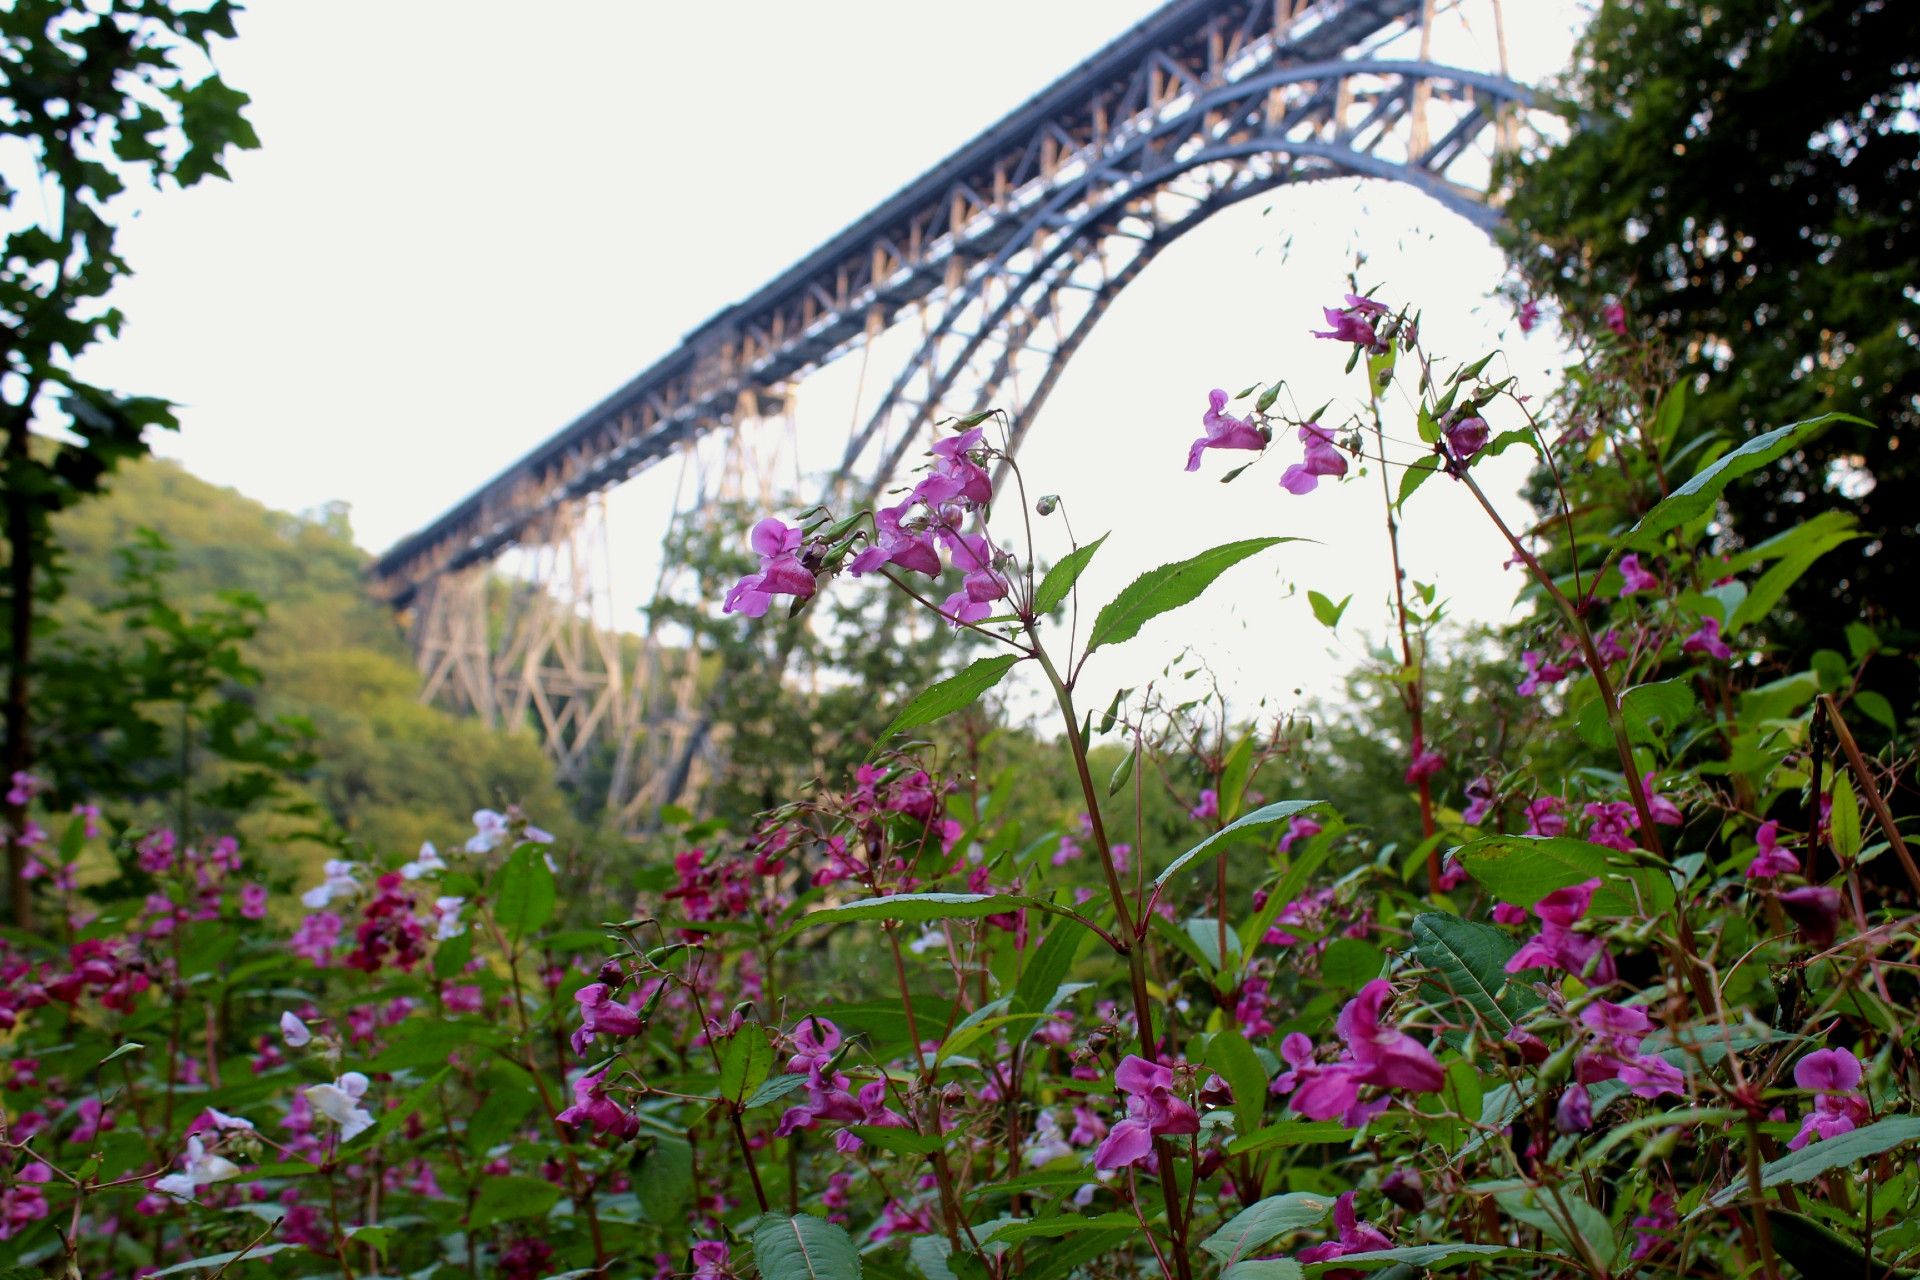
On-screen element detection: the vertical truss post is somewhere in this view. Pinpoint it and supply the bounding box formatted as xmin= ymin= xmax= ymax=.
xmin=413 ymin=565 xmax=496 ymax=726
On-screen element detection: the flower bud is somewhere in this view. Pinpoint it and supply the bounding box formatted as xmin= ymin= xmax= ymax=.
xmin=1035 ymin=494 xmax=1059 ymax=516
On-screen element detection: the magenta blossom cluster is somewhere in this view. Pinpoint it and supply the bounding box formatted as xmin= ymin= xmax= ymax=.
xmin=774 ymin=1018 xmax=908 ymax=1153
xmin=1272 ymin=979 xmax=1444 ymax=1127
xmin=1092 ymin=1055 xmax=1199 ymax=1171
xmin=1787 ymin=1047 xmax=1869 ymax=1149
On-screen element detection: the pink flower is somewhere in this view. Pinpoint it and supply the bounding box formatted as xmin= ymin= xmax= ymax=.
xmin=1460 ymin=777 xmax=1495 ymax=826
xmin=1517 ymin=650 xmax=1570 ymax=697
xmin=691 ymin=1240 xmax=732 ymax=1280
xmin=1603 ymin=299 xmax=1628 ymax=335
xmin=1555 ymin=1083 xmax=1592 ymax=1132
xmin=1517 ymin=299 xmax=1541 ymax=334
xmin=1524 ymin=797 xmax=1566 ymax=838
xmin=238 ymin=883 xmax=268 ymax=920
xmin=1277 ymin=815 xmax=1322 ymax=854
xmin=914 ymin=428 xmax=994 ymax=508
xmin=1746 ymin=820 xmax=1800 ymax=879
xmin=1092 ymin=1056 xmax=1199 ymax=1171
xmin=1311 ymin=295 xmax=1390 ymax=352
xmin=1681 ymin=617 xmax=1734 ymax=661
xmin=1435 ymin=856 xmax=1468 ymax=891
xmin=1185 ymin=389 xmax=1267 ymax=472
xmin=571 ymin=983 xmax=645 ymax=1057
xmin=289 ymin=912 xmax=343 ymax=966
xmin=1444 ymin=416 xmax=1490 ymax=460
xmin=1189 ymin=789 xmax=1219 ymax=823
xmin=1787 ymin=1047 xmax=1870 ymax=1150
xmin=1593 ymin=627 xmax=1629 ymax=666
xmin=1281 ymin=423 xmax=1347 ymax=495
xmin=723 ymin=519 xmax=817 ymax=618
xmin=1338 ymin=979 xmax=1445 ymax=1093
xmin=6 ymin=771 xmax=45 ymax=807
xmin=1780 ymin=885 xmax=1842 ymax=948
xmin=846 ymin=503 xmax=942 ymax=579
xmin=1630 ymin=1193 xmax=1678 ymax=1262
xmin=1641 ymin=774 xmax=1684 ymax=826
xmin=935 ymin=528 xmax=1008 ymax=625
xmin=1584 ymin=801 xmax=1638 ymax=852
xmin=1617 ymin=553 xmax=1659 ymax=597
xmin=1297 ymin=1191 xmax=1393 ymax=1266
xmin=1491 ymin=902 xmax=1529 ymax=925
xmin=555 ymin=1071 xmax=638 ymax=1141
xmin=1403 ymin=748 xmax=1444 ymax=785
xmin=1505 ymin=880 xmax=1615 ymax=983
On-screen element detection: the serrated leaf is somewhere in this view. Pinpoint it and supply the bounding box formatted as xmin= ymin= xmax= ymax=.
xmin=1227 ymin=1118 xmax=1355 ymax=1155
xmin=1154 ymin=800 xmax=1322 ymax=890
xmin=846 ymin=1124 xmax=944 ymax=1155
xmin=1201 ymin=1192 xmax=1335 ymax=1265
xmin=779 ymin=893 xmax=1095 ymax=944
xmin=495 ymin=845 xmax=555 ymax=938
xmin=1623 ymin=413 xmax=1862 ymax=549
xmin=1204 ymin=1029 xmax=1269 ymax=1135
xmin=1397 ymin=455 xmax=1441 ymax=507
xmin=145 ymin=1245 xmax=301 ymax=1276
xmin=1452 ymin=835 xmax=1675 ymax=917
xmin=1034 ymin=534 xmax=1107 ymax=616
xmin=1225 ymin=1262 xmax=1305 ymax=1280
xmin=1318 ymin=937 xmax=1385 ymax=991
xmin=1086 ymin=538 xmax=1297 ymax=654
xmin=877 ymin=654 xmax=1021 ymax=746
xmin=1704 ymin=1116 xmax=1920 ymax=1209
xmin=1574 ymin=679 xmax=1695 ymax=750
xmin=753 ymin=1213 xmax=863 ymax=1280
xmin=1302 ymin=1244 xmax=1522 ymax=1274
xmin=720 ymin=1026 xmax=775 ymax=1104
xmin=744 ymin=1071 xmax=811 ymax=1111
xmin=981 ymin=1213 xmax=1137 ymax=1242
xmin=1012 ymin=920 xmax=1086 ymax=1020
xmin=1411 ymin=912 xmax=1542 ymax=1040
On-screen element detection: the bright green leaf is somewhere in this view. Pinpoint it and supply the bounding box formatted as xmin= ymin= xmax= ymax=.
xmin=1086 ymin=538 xmax=1297 ymax=654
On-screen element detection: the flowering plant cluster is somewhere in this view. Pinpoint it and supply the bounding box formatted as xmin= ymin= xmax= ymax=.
xmin=3 ymin=294 xmax=1917 ymax=1280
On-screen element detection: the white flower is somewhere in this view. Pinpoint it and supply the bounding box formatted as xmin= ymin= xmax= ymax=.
xmin=1023 ymin=1110 xmax=1074 ymax=1167
xmin=907 ymin=928 xmax=944 ymax=955
xmin=432 ymin=896 xmax=466 ymax=941
xmin=300 ymin=859 xmax=361 ymax=909
xmin=465 ymin=810 xmax=509 ymax=854
xmin=280 ymin=1011 xmax=312 ymax=1047
xmin=399 ymin=841 xmax=447 ymax=881
xmin=204 ymin=1108 xmax=254 ymax=1131
xmin=154 ymin=1136 xmax=241 ymax=1202
xmin=306 ymin=1072 xmax=373 ymax=1142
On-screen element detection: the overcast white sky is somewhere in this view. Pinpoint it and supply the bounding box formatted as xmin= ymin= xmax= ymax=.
xmin=80 ymin=0 xmax=1591 ymax=724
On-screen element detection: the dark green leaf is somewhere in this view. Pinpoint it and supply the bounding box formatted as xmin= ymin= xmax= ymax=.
xmin=1411 ymin=912 xmax=1542 ymax=1040
xmin=1623 ymin=414 xmax=1862 ymax=549
xmin=471 ymin=1175 xmax=561 ymax=1229
xmin=1201 ymin=1193 xmax=1336 ymax=1265
xmin=1154 ymin=800 xmax=1322 ymax=890
xmin=1452 ymin=835 xmax=1675 ymax=917
xmin=1705 ymin=1116 xmax=1920 ymax=1208
xmin=495 ymin=845 xmax=555 ymax=938
xmin=877 ymin=655 xmax=1021 ymax=746
xmin=1086 ymin=538 xmax=1297 ymax=653
xmin=1204 ymin=1029 xmax=1269 ymax=1135
xmin=1034 ymin=534 xmax=1108 ymax=616
xmin=752 ymin=1213 xmax=863 ymax=1280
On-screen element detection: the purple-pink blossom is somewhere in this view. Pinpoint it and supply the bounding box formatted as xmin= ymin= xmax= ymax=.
xmin=1278 ymin=980 xmax=1444 ymax=1126
xmin=1518 ymin=299 xmax=1541 ymax=334
xmin=723 ymin=519 xmax=817 ymax=618
xmin=1297 ymin=1191 xmax=1393 ymax=1266
xmin=846 ymin=503 xmax=941 ymax=579
xmin=1311 ymin=294 xmax=1390 ymax=353
xmin=1185 ymin=389 xmax=1267 ymax=472
xmin=1584 ymin=801 xmax=1638 ymax=852
xmin=1092 ymin=1055 xmax=1199 ymax=1171
xmin=1603 ymin=299 xmax=1629 ymax=335
xmin=1444 ymin=415 xmax=1490 ymax=460
xmin=1280 ymin=423 xmax=1348 ymax=495
xmin=1617 ymin=553 xmax=1659 ymax=597
xmin=1403 ymin=747 xmax=1444 ymax=786
xmin=1505 ymin=880 xmax=1616 ymax=983
xmin=1746 ymin=820 xmax=1800 ymax=879
xmin=571 ymin=982 xmax=645 ymax=1057
xmin=1681 ymin=617 xmax=1734 ymax=661
xmin=1788 ymin=1047 xmax=1870 ymax=1149
xmin=1524 ymin=796 xmax=1567 ymax=837
xmin=1780 ymin=885 xmax=1842 ymax=948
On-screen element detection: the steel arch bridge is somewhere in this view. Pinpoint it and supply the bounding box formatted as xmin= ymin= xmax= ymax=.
xmin=370 ymin=0 xmax=1537 ymax=825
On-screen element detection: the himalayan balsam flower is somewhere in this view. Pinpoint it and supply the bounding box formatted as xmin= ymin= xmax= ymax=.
xmin=1460 ymin=776 xmax=1495 ymax=826
xmin=722 ymin=518 xmax=817 ymax=618
xmin=154 ymin=1136 xmax=241 ymax=1202
xmin=1681 ymin=617 xmax=1734 ymax=661
xmin=846 ymin=503 xmax=941 ymax=578
xmin=1185 ymin=389 xmax=1266 ymax=472
xmin=1517 ymin=299 xmax=1540 ymax=333
xmin=1092 ymin=1056 xmax=1199 ymax=1171
xmin=571 ymin=982 xmax=645 ymax=1057
xmin=1780 ymin=885 xmax=1842 ymax=948
xmin=557 ymin=1071 xmax=640 ymax=1141
xmin=1617 ymin=553 xmax=1659 ymax=597
xmin=1746 ymin=820 xmax=1800 ymax=879
xmin=1403 ymin=748 xmax=1444 ymax=785
xmin=1311 ymin=294 xmax=1390 ymax=352
xmin=1280 ymin=980 xmax=1444 ymax=1126
xmin=280 ymin=1012 xmax=312 ymax=1047
xmin=306 ymin=1073 xmax=374 ymax=1142
xmin=1277 ymin=815 xmax=1322 ymax=854
xmin=1604 ymin=299 xmax=1629 ymax=335
xmin=1189 ymin=789 xmax=1219 ymax=823
xmin=1788 ymin=1047 xmax=1870 ymax=1149
xmin=1641 ymin=773 xmax=1684 ymax=826
xmin=1280 ymin=423 xmax=1348 ymax=495
xmin=1297 ymin=1191 xmax=1393 ymax=1266
xmin=399 ymin=841 xmax=447 ymax=880
xmin=1505 ymin=879 xmax=1615 ymax=983
xmin=1524 ymin=796 xmax=1567 ymax=837
xmin=1584 ymin=801 xmax=1638 ymax=852
xmin=1444 ymin=415 xmax=1489 ymax=460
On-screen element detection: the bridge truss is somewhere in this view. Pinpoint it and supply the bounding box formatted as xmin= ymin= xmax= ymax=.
xmin=371 ymin=0 xmax=1536 ymax=826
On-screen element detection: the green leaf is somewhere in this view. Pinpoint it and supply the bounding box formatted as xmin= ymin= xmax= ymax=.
xmin=846 ymin=1125 xmax=944 ymax=1156
xmin=1829 ymin=772 xmax=1863 ymax=860
xmin=1411 ymin=912 xmax=1542 ymax=1040
xmin=471 ymin=1174 xmax=562 ymax=1229
xmin=1574 ymin=679 xmax=1695 ymax=749
xmin=1302 ymin=1245 xmax=1522 ymax=1274
xmin=1107 ymin=744 xmax=1137 ymax=796
xmin=720 ymin=1026 xmax=775 ymax=1104
xmin=1200 ymin=1192 xmax=1336 ymax=1265
xmin=1224 ymin=1263 xmax=1305 ymax=1280
xmin=1855 ymin=690 xmax=1897 ymax=731
xmin=1086 ymin=538 xmax=1296 ymax=654
xmin=1012 ymin=921 xmax=1087 ymax=1020
xmin=877 ymin=655 xmax=1021 ymax=745
xmin=1623 ymin=413 xmax=1861 ymax=549
xmin=1219 ymin=732 xmax=1256 ymax=822
xmin=752 ymin=1213 xmax=863 ymax=1280
xmin=1769 ymin=1211 xmax=1920 ymax=1279
xmin=145 ymin=1245 xmax=301 ymax=1276
xmin=1034 ymin=534 xmax=1107 ymax=616
xmin=1205 ymin=1029 xmax=1270 ymax=1135
xmin=635 ymin=1135 xmax=693 ymax=1220
xmin=1319 ymin=937 xmax=1384 ymax=991
xmin=495 ymin=845 xmax=555 ymax=938
xmin=1451 ymin=835 xmax=1675 ymax=917
xmin=744 ymin=1071 xmax=811 ymax=1111
xmin=1704 ymin=1116 xmax=1920 ymax=1209
xmin=1495 ymin=1187 xmax=1613 ymax=1263
xmin=981 ymin=1213 xmax=1138 ymax=1242
xmin=1153 ymin=799 xmax=1323 ymax=890
xmin=97 ymin=1042 xmax=146 ymax=1067
xmin=1226 ymin=1118 xmax=1357 ymax=1155
xmin=1397 ymin=455 xmax=1441 ymax=508
xmin=1307 ymin=590 xmax=1351 ymax=629
xmin=779 ymin=892 xmax=1093 ymax=944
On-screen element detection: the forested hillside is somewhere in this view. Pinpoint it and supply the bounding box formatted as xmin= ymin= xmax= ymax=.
xmin=50 ymin=457 xmax=572 ymax=864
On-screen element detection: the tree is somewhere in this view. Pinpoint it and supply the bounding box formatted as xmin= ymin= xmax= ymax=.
xmin=1501 ymin=0 xmax=1918 ymax=660
xmin=1 ymin=0 xmax=258 ymax=922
